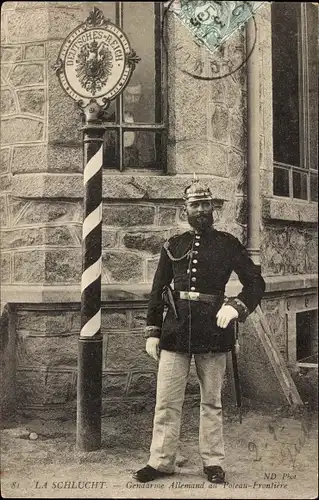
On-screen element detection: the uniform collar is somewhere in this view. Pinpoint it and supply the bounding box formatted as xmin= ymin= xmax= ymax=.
xmin=189 ymin=227 xmax=216 ymax=237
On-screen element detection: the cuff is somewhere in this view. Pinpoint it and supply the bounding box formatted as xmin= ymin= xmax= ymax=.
xmin=224 ymin=297 xmax=249 ymax=322
xmin=144 ymin=326 xmax=161 ymax=339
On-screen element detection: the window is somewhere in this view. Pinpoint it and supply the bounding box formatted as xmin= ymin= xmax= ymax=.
xmin=272 ymin=2 xmax=318 ymax=201
xmin=296 ymin=310 xmax=318 ymax=364
xmin=101 ymin=2 xmax=166 ymax=171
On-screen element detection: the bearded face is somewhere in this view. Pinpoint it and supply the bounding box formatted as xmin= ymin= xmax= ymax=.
xmin=185 ymin=200 xmax=214 ymax=232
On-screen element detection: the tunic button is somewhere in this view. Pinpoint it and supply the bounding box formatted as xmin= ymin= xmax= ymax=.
xmin=195 ymin=242 xmax=200 ymax=247
xmin=190 ymin=287 xmax=196 ymax=291
xmin=191 ymin=277 xmax=196 ymax=282
xmin=194 ymin=251 xmax=199 ymax=255
xmin=192 ymin=268 xmax=197 ymax=272
xmin=187 ymin=269 xmax=190 ymax=274
xmin=195 ymin=235 xmax=200 ymax=239
xmin=193 ymin=259 xmax=198 ymax=264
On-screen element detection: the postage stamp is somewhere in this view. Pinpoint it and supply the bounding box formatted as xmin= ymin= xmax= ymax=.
xmin=169 ymin=1 xmax=267 ymax=55
xmin=162 ymin=0 xmax=268 ymax=81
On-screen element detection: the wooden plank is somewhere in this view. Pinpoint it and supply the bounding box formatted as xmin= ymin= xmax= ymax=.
xmin=237 ymin=306 xmax=303 ymax=406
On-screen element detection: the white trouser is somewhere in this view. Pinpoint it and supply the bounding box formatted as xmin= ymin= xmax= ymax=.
xmin=148 ymin=349 xmax=227 ymax=472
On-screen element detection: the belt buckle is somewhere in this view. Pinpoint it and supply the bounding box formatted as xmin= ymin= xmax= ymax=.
xmin=188 ymin=291 xmax=199 ymax=300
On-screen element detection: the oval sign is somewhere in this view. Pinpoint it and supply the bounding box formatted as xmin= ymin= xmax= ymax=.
xmin=53 ymin=8 xmax=140 ymax=106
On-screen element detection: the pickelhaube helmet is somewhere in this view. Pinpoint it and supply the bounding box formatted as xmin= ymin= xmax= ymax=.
xmin=183 ymin=174 xmax=213 ymax=202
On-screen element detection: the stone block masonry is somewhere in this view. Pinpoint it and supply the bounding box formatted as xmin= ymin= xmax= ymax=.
xmin=0 ymin=2 xmax=87 ymax=294
xmin=12 ymin=303 xmax=197 ymax=416
xmin=261 ymin=225 xmax=318 ymax=276
xmin=1 ymin=197 xmax=244 ymax=286
xmin=12 ymin=302 xmax=244 ymax=417
xmin=0 ymin=0 xmax=253 ymax=418
xmin=2 ymin=2 xmax=316 ymax=418
xmin=1 ymin=4 xmax=49 ymax=296
xmin=1 ymin=2 xmax=248 ymax=291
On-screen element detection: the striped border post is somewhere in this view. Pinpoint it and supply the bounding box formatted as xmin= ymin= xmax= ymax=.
xmin=51 ymin=5 xmax=141 ymax=453
xmin=76 ymin=100 xmax=106 ymax=451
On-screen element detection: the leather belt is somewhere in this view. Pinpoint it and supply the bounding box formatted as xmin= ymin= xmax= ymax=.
xmin=178 ymin=291 xmax=223 ymax=303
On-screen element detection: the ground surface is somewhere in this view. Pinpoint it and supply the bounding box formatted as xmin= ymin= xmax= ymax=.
xmin=1 ymin=399 xmax=318 ymax=500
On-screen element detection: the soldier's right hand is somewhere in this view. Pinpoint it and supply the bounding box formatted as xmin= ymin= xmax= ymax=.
xmin=146 ymin=337 xmax=160 ymax=361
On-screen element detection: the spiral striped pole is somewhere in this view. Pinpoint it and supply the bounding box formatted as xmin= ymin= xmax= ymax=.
xmin=76 ymin=100 xmax=105 ymax=451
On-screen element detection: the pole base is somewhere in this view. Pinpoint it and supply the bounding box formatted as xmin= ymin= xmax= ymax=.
xmin=76 ymin=337 xmax=103 ymax=451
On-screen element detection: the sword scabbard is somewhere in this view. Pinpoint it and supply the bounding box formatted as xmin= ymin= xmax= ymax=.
xmin=232 ymin=322 xmax=242 ymax=424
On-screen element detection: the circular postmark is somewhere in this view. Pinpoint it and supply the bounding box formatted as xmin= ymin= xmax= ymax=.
xmin=53 ymin=10 xmax=138 ymax=106
xmin=162 ymin=0 xmax=258 ymax=81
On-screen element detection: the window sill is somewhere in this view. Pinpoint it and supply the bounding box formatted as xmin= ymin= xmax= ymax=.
xmin=263 ymin=197 xmax=318 ymax=223
xmin=11 ymin=173 xmax=233 ymax=201
xmin=2 ymin=274 xmax=317 ymax=307
xmin=296 ymin=362 xmax=318 ymax=369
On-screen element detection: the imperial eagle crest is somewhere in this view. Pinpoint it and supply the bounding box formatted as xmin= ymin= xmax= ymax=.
xmin=75 ymin=40 xmax=113 ymax=94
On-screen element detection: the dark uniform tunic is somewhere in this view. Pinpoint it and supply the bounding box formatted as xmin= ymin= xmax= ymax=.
xmin=147 ymin=228 xmax=265 ymax=354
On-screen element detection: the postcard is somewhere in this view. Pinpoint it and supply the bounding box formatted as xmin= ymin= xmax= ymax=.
xmin=1 ymin=1 xmax=318 ymax=499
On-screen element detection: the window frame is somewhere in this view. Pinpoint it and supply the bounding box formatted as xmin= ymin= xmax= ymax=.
xmin=102 ymin=2 xmax=167 ymax=172
xmin=287 ymin=306 xmax=318 ymax=368
xmin=296 ymin=309 xmax=318 ymax=364
xmin=272 ymin=2 xmax=318 ymax=203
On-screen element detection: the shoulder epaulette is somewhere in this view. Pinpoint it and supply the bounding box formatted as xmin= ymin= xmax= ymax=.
xmin=216 ymin=230 xmax=238 ymax=242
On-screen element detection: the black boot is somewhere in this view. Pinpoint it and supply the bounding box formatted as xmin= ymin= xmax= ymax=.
xmin=133 ymin=465 xmax=174 ymax=483
xmin=203 ymin=465 xmax=225 ymax=483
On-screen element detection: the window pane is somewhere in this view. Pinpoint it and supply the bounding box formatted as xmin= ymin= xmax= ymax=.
xmin=296 ymin=310 xmax=318 ymax=363
xmin=274 ymin=167 xmax=290 ymax=197
xmin=307 ymin=3 xmax=318 ymax=171
xmin=271 ymin=3 xmax=300 ymax=167
xmin=123 ymin=81 xmax=143 ymax=124
xmin=293 ymin=171 xmax=308 ymax=200
xmin=123 ymin=131 xmax=164 ymax=169
xmin=310 ymin=174 xmax=318 ymax=202
xmin=123 ymin=2 xmax=159 ymax=123
xmin=103 ymin=129 xmax=119 ymax=169
xmin=104 ymin=100 xmax=117 ymax=123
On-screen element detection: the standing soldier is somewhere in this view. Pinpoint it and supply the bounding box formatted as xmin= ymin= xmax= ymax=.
xmin=133 ymin=177 xmax=265 ymax=484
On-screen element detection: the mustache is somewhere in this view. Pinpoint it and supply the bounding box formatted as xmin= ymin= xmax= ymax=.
xmin=187 ymin=213 xmax=214 ymax=227
xmin=191 ymin=214 xmax=213 ymax=220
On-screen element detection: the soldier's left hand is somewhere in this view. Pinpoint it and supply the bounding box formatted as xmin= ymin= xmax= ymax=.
xmin=216 ymin=304 xmax=239 ymax=328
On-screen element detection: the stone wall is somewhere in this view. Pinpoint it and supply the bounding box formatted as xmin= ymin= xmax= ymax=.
xmin=13 ymin=304 xmax=160 ymax=417
xmin=1 ymin=2 xmax=84 ymax=295
xmin=1 ymin=2 xmax=247 ymax=292
xmin=12 ymin=302 xmax=207 ymax=418
xmin=9 ymin=282 xmax=318 ymax=418
xmin=1 ymin=2 xmax=317 ymax=417
xmin=1 ymin=0 xmax=48 ymax=289
xmin=0 ymin=1 xmax=246 ymax=416
xmin=261 ymin=225 xmax=318 ymax=276
xmin=166 ymin=12 xmax=248 ymax=243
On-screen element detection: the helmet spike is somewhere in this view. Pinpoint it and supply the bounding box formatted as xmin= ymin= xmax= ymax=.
xmin=183 ymin=175 xmax=213 ymax=202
